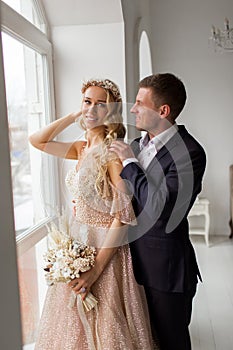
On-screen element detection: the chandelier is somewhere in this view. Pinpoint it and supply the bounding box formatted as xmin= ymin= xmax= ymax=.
xmin=210 ymin=18 xmax=233 ymax=52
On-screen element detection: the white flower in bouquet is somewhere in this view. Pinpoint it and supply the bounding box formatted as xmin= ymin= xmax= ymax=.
xmin=43 ymin=210 xmax=98 ymax=312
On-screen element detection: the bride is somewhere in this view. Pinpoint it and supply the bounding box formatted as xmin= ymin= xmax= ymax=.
xmin=29 ymin=78 xmax=158 ymax=349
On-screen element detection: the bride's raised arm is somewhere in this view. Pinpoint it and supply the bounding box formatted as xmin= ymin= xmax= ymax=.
xmin=29 ymin=111 xmax=84 ymax=159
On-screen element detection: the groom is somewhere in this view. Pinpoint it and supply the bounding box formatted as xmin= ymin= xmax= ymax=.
xmin=110 ymin=73 xmax=206 ymax=350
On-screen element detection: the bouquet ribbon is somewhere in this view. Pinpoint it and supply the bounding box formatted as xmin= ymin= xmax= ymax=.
xmin=69 ymin=290 xmax=101 ymax=350
xmin=68 ymin=290 xmax=98 ymax=311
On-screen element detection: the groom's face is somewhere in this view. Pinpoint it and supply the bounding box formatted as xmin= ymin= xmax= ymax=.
xmin=130 ymin=87 xmax=161 ymax=133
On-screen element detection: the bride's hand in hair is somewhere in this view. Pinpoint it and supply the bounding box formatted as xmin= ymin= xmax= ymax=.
xmin=72 ymin=111 xmax=82 ymax=122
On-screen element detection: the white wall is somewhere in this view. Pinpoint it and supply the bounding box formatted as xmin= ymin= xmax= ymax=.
xmin=52 ymin=22 xmax=125 ymax=116
xmin=149 ymin=0 xmax=233 ymax=235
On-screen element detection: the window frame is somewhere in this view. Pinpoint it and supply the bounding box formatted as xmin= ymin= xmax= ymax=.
xmin=0 ymin=14 xmax=22 ymax=349
xmin=1 ymin=0 xmax=59 ymax=255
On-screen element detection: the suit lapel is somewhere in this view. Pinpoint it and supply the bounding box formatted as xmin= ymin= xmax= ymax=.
xmin=146 ymin=125 xmax=187 ymax=172
xmin=155 ymin=133 xmax=180 ymax=161
xmin=131 ymin=138 xmax=141 ymax=157
xmin=130 ymin=126 xmax=188 ymax=172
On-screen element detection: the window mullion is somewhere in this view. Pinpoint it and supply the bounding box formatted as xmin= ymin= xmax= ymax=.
xmin=31 ymin=0 xmax=50 ymax=37
xmin=1 ymin=1 xmax=51 ymax=55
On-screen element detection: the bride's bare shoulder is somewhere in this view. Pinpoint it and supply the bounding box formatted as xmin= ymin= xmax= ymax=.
xmin=74 ymin=141 xmax=87 ymax=159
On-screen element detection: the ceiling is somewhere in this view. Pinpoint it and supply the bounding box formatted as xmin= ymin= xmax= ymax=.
xmin=40 ymin=0 xmax=123 ymax=26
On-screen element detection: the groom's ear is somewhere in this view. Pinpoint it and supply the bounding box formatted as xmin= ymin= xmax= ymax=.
xmin=159 ymin=104 xmax=170 ymax=119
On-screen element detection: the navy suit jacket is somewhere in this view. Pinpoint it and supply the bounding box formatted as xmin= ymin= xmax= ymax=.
xmin=120 ymin=125 xmax=206 ymax=293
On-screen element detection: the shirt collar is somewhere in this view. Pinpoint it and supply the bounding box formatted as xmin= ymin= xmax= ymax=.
xmin=139 ymin=132 xmax=150 ymax=150
xmin=139 ymin=123 xmax=178 ymax=152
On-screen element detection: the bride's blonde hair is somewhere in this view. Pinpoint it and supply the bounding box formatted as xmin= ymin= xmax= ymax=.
xmin=80 ymin=79 xmax=126 ymax=198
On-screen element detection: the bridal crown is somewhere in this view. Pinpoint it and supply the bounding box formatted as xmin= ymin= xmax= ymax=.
xmin=82 ymin=79 xmax=121 ymax=101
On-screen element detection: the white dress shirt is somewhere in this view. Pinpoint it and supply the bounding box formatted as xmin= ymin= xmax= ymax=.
xmin=123 ymin=124 xmax=178 ymax=170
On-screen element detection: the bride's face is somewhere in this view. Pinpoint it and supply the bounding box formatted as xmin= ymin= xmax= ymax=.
xmin=81 ymin=86 xmax=108 ymax=130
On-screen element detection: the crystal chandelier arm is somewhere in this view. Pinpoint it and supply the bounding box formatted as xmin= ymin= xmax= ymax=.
xmin=210 ymin=18 xmax=233 ymax=52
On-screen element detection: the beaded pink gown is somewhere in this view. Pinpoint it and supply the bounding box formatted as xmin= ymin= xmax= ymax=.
xmin=35 ymin=144 xmax=158 ymax=350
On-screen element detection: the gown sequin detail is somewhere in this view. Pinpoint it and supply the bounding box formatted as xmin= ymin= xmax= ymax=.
xmin=35 ymin=144 xmax=158 ymax=350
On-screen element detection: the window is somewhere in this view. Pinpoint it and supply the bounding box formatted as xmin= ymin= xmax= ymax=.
xmin=2 ymin=32 xmax=46 ymax=234
xmin=2 ymin=31 xmax=57 ymax=235
xmin=2 ymin=0 xmax=47 ymax=33
xmin=1 ymin=0 xmax=58 ymax=236
xmin=1 ymin=1 xmax=57 ymax=348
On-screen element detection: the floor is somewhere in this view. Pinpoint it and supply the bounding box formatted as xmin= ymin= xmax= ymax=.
xmin=190 ymin=235 xmax=233 ymax=350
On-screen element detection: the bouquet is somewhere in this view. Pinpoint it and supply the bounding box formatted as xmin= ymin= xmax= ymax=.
xmin=43 ymin=211 xmax=98 ymax=312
